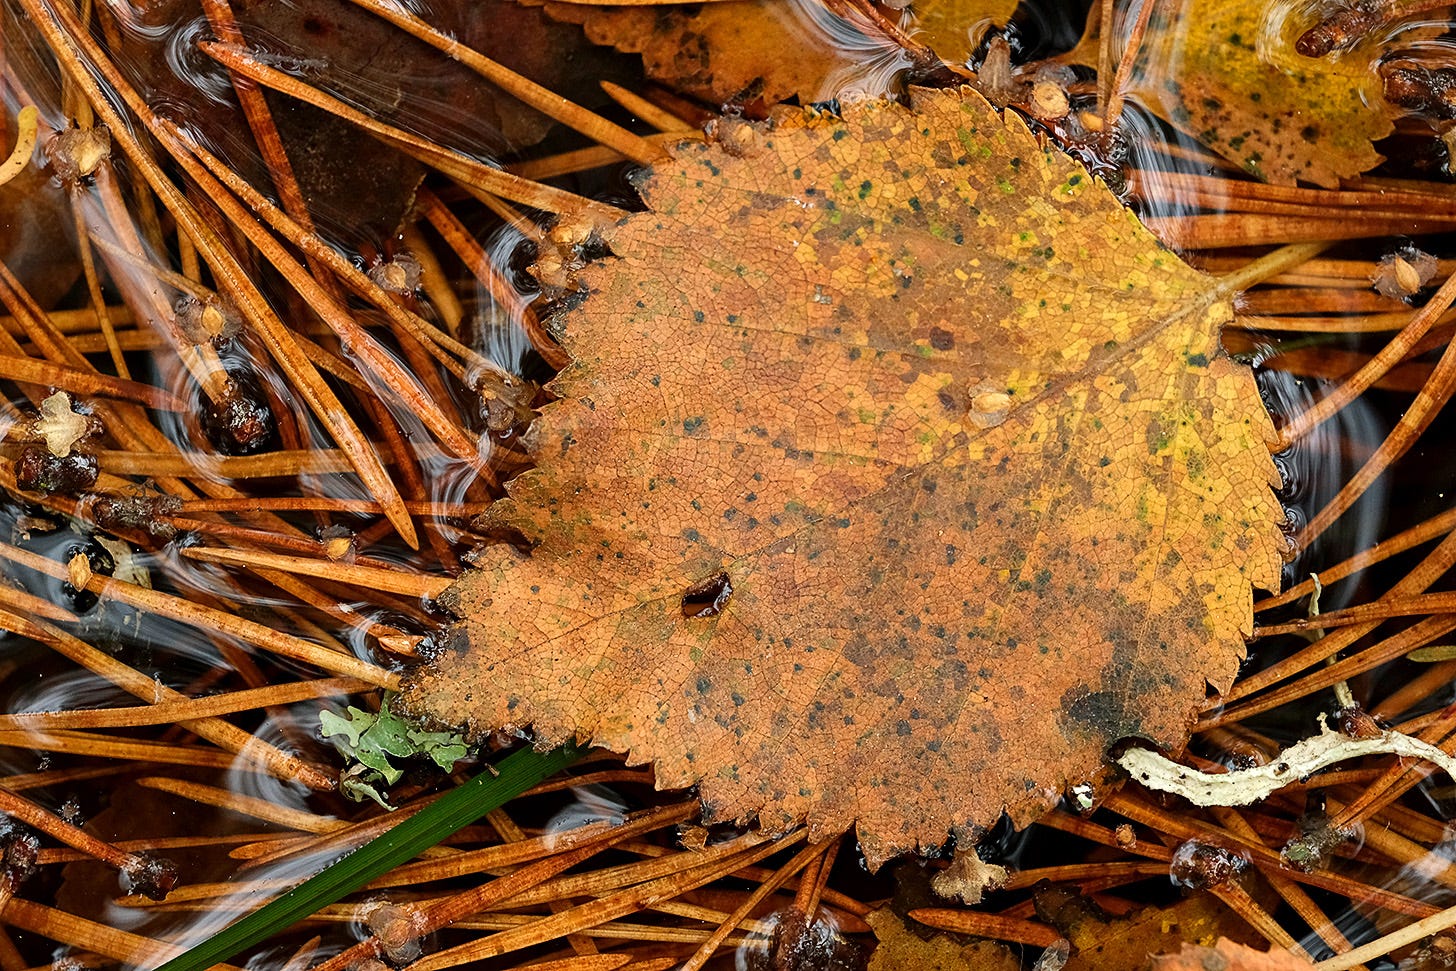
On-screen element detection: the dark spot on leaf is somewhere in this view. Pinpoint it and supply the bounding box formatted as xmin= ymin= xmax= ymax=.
xmin=682 ymin=572 xmax=733 ymax=618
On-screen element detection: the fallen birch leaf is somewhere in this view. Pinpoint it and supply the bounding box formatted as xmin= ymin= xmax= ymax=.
xmin=403 ymin=87 xmax=1285 ymax=867
xmin=1129 ymin=0 xmax=1394 ymax=186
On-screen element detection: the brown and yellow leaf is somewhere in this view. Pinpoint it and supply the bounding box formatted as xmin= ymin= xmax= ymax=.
xmin=402 ymin=87 xmax=1285 ymax=867
xmin=866 ymin=907 xmax=1020 ymax=970
xmin=528 ymin=0 xmax=1011 ymax=107
xmin=1038 ymin=884 xmax=1281 ymax=970
xmin=1149 ymin=939 xmax=1315 ymax=970
xmin=1129 ymin=0 xmax=1393 ymax=185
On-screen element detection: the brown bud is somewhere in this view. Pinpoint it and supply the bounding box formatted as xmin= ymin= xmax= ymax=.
xmin=1028 ymin=80 xmax=1070 ymax=121
xmin=45 ymin=125 xmax=111 ymax=182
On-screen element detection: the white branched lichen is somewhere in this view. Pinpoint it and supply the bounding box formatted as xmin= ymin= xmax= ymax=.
xmin=1118 ymin=721 xmax=1456 ymax=807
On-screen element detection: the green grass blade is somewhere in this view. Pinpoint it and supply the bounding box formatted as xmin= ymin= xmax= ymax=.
xmin=149 ymin=743 xmax=583 ymax=971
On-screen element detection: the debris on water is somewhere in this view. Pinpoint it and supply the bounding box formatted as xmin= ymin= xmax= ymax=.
xmin=368 ymin=253 xmax=422 ymax=295
xmin=931 ymin=843 xmax=1009 ymax=905
xmin=33 ymin=392 xmax=93 ymax=458
xmin=119 ymin=852 xmax=179 ymax=902
xmin=1168 ymin=840 xmax=1248 ymax=890
xmin=16 ymin=447 xmax=97 ymax=495
xmin=1032 ymin=939 xmax=1071 ymax=971
xmin=1381 ymin=62 xmax=1456 ymax=121
xmin=89 ymin=491 xmax=183 ymax=540
xmin=173 ymin=293 xmax=241 ymax=344
xmin=199 ymin=369 xmax=277 ymax=455
xmin=44 ymin=125 xmax=111 ymax=183
xmin=974 ymin=34 xmax=1020 ymax=108
xmin=742 ymin=909 xmax=862 ymax=971
xmin=0 ymin=818 xmax=39 ymax=891
xmin=1281 ymin=800 xmax=1359 ymax=873
xmin=361 ymin=901 xmax=426 ymax=963
xmin=1333 ymin=702 xmax=1385 ymax=740
xmin=319 ymin=525 xmax=357 ymax=562
xmin=1295 ymin=2 xmax=1384 ymax=57
xmin=1372 ymin=247 xmax=1438 ymax=300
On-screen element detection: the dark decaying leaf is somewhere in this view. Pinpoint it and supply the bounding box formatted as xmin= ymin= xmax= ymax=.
xmin=96 ymin=0 xmax=632 ymax=243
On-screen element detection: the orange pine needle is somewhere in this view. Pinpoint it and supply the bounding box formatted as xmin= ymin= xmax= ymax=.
xmin=0 ymin=539 xmax=401 ymax=688
xmin=181 ymin=546 xmax=452 ymax=600
xmin=907 ymin=908 xmax=1062 ymax=947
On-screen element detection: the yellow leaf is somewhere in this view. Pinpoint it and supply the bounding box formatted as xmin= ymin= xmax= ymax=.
xmin=1131 ymin=0 xmax=1393 ymax=185
xmin=867 ymin=907 xmax=1020 ymax=970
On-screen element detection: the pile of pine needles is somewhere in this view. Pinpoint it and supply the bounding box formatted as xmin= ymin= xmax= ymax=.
xmin=0 ymin=0 xmax=1455 ymax=968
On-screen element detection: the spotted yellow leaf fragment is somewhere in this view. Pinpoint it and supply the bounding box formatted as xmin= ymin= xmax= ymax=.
xmin=1131 ymin=0 xmax=1392 ymax=185
xmin=403 ymin=88 xmax=1285 ymax=867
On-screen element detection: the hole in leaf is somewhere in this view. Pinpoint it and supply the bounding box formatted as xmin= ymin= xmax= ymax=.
xmin=681 ymin=572 xmax=733 ymax=618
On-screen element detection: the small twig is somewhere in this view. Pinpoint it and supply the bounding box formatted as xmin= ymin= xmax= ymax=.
xmin=20 ymin=0 xmax=419 ymax=548
xmin=137 ymin=778 xmax=341 ymax=836
xmin=1208 ymin=530 xmax=1456 ymax=714
xmin=347 ymin=0 xmax=665 ymax=165
xmin=1100 ymin=0 xmax=1160 ymax=130
xmin=406 ymin=832 xmax=790 ymax=970
xmin=1257 ymin=590 xmax=1456 ymax=636
xmin=0 ymin=678 xmax=366 ymax=731
xmin=175 ymin=497 xmax=488 ymax=515
xmin=1314 ymin=898 xmax=1456 ymax=970
xmin=1280 ymin=268 xmax=1456 ymax=447
xmin=1213 ymin=242 xmax=1332 ymax=299
xmin=680 ymin=839 xmax=825 ymax=971
xmin=1300 ymin=336 xmax=1456 ymax=548
xmin=0 ymin=897 xmax=213 ymax=970
xmin=0 ymin=351 xmax=184 ymax=409
xmin=0 ymin=105 xmax=35 ymax=186
xmin=0 ymin=787 xmax=162 ymax=886
xmin=1208 ymin=617 xmax=1456 ymax=727
xmin=1258 ymin=507 xmax=1456 ymax=611
xmin=311 ymin=804 xmax=693 ymax=971
xmin=68 ymin=199 xmax=128 ymax=378
xmin=0 ymin=599 xmax=334 ymax=789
